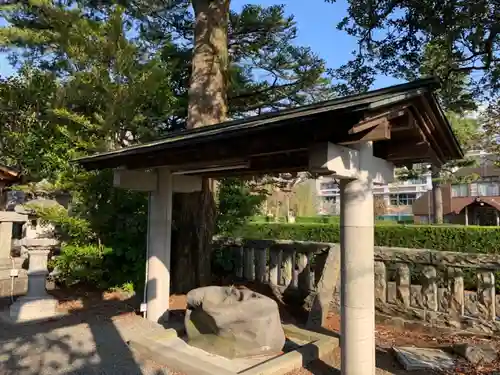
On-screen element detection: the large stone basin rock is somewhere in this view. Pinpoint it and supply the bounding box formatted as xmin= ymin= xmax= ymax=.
xmin=185 ymin=286 xmax=286 ymax=359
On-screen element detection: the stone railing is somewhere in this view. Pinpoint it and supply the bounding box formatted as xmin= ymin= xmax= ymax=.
xmin=213 ymin=238 xmax=500 ymax=333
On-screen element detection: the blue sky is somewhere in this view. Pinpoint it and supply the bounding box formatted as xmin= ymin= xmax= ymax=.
xmin=0 ymin=1 xmax=402 ymax=88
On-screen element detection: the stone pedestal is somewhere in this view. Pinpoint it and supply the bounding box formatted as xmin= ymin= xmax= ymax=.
xmin=9 ymin=238 xmax=62 ymax=323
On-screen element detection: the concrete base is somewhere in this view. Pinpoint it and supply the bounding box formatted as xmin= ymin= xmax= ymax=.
xmin=129 ymin=324 xmax=338 ymax=375
xmin=8 ymin=295 xmax=64 ymax=323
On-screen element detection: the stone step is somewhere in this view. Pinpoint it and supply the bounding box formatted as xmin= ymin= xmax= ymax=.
xmin=129 ymin=334 xmax=237 ymax=375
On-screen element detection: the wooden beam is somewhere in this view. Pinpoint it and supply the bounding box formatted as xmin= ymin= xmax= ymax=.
xmin=418 ymin=96 xmax=457 ymax=160
xmin=408 ymin=109 xmax=444 ymax=166
xmin=386 ymin=141 xmax=430 ymax=158
xmin=340 ymin=118 xmax=391 ymax=145
xmin=114 ymin=169 xmax=157 ymax=191
xmin=122 ymin=121 xmax=391 ymax=171
xmin=350 ymin=106 xmax=407 ymax=135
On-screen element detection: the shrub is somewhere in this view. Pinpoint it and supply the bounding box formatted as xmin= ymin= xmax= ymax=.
xmin=295 ymin=216 xmax=340 ymax=224
xmin=50 ymin=244 xmax=112 ymax=288
xmin=216 ymin=178 xmax=266 ymax=235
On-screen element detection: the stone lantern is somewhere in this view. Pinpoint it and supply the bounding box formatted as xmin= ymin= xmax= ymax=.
xmin=9 ymin=238 xmax=62 ymax=323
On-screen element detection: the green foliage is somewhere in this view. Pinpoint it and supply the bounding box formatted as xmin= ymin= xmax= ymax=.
xmin=331 ymin=0 xmax=499 ymax=104
xmin=72 ymin=170 xmax=149 ymax=291
xmin=50 ymin=244 xmax=112 ymax=288
xmin=0 ymin=0 xmax=336 ymax=292
xmin=295 ymin=216 xmax=339 ymax=224
xmin=216 ymin=178 xmax=266 ymax=235
xmin=26 ymin=203 xmax=95 ymax=245
xmin=232 ymin=223 xmax=500 ymax=254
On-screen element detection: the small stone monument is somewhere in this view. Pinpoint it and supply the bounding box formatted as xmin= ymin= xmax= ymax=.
xmin=9 ymin=238 xmax=62 ymax=323
xmin=185 ymin=286 xmax=286 ymax=359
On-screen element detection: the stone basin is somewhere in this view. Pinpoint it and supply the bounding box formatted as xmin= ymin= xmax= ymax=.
xmin=129 ymin=323 xmax=338 ymax=375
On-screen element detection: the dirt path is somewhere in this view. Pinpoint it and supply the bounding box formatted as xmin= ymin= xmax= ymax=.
xmin=3 ymin=286 xmax=495 ymax=375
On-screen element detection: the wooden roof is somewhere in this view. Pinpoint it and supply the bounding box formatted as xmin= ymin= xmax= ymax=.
xmin=76 ymin=77 xmax=463 ymax=176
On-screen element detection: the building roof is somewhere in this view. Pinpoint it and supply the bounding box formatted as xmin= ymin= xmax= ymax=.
xmin=76 ymin=77 xmax=464 ymax=176
xmin=413 ymin=183 xmax=500 ymax=217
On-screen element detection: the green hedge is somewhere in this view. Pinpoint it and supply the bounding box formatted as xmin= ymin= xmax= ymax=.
xmin=250 ymin=215 xmax=340 ymax=224
xmin=295 ymin=216 xmax=339 ymax=224
xmin=232 ymin=223 xmax=500 ymax=254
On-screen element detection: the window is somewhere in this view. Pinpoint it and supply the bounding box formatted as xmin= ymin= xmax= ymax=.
xmin=451 ymin=184 xmax=468 ymax=197
xmin=468 ymin=182 xmax=500 ymax=197
xmin=408 ymin=177 xmax=427 ymax=185
xmin=390 ymin=194 xmax=398 ymax=206
xmin=320 ymin=182 xmax=337 ymax=190
xmin=479 ymin=182 xmax=499 ymax=196
xmin=389 ymin=193 xmax=417 ymax=206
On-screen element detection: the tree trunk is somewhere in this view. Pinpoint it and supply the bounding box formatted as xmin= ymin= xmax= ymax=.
xmin=171 ymin=0 xmax=230 ymax=294
xmin=431 ymin=166 xmax=443 ymax=224
xmin=187 ymin=0 xmax=229 ymax=129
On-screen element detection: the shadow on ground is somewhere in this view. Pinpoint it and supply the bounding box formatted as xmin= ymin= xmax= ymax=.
xmin=0 ymin=287 xmax=168 ymax=375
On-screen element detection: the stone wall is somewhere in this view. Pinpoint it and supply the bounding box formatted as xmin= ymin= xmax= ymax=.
xmin=0 ymin=258 xmax=28 ymax=301
xmin=214 ymin=238 xmax=500 ymax=334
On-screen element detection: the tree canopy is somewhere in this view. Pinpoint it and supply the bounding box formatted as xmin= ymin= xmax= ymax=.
xmin=330 ymin=0 xmax=499 ymax=112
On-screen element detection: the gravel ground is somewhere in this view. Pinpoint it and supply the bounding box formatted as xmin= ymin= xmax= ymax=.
xmin=0 ymin=289 xmax=180 ymax=375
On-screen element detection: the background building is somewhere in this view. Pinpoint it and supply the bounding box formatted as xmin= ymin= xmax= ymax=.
xmin=413 ymin=166 xmax=500 ymax=225
xmin=316 ymin=171 xmax=432 ymax=221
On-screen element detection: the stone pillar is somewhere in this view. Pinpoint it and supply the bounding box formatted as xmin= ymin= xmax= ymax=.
xmin=421 ymin=266 xmax=438 ymax=311
xmin=340 ymin=142 xmax=375 ymax=375
xmin=297 ymin=253 xmax=310 ymax=292
xmin=244 ymin=248 xmax=255 ymax=281
xmin=281 ymin=251 xmax=293 ymax=287
xmin=0 ymin=221 xmax=13 ymax=259
xmin=306 ymin=246 xmax=341 ymax=330
xmin=269 ymin=250 xmax=281 ymax=286
xmin=9 ymin=238 xmax=60 ymax=322
xmin=446 ymin=267 xmax=464 ymax=317
xmin=477 ymin=271 xmax=496 ymax=321
xmin=255 ymin=248 xmax=267 ymax=283
xmin=395 ymin=263 xmax=411 ymax=307
xmin=496 ymin=210 xmax=499 ymax=226
xmin=0 ymin=211 xmax=27 ymax=258
xmin=464 ymin=205 xmax=469 ymax=226
xmin=146 ymin=167 xmax=173 ymax=323
xmin=235 ymin=246 xmax=244 ymax=279
xmin=291 ymin=252 xmax=299 ymax=289
xmin=374 ymin=261 xmax=387 ymax=304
